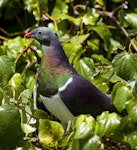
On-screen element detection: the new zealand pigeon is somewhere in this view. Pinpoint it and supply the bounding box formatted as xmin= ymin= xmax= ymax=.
xmin=24 ymin=27 xmax=117 ymax=123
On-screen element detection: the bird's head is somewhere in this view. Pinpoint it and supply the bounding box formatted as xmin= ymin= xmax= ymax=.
xmin=24 ymin=27 xmax=53 ymax=45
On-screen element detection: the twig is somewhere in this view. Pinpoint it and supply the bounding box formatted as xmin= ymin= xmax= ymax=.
xmin=0 ymin=27 xmax=25 ymax=37
xmin=14 ymin=102 xmax=37 ymax=120
xmin=0 ymin=23 xmax=39 ymax=38
xmin=14 ymin=40 xmax=34 ymax=64
xmin=45 ymin=13 xmax=58 ymax=33
xmin=33 ymin=69 xmax=39 ymax=109
xmin=96 ymin=1 xmax=137 ymax=51
xmin=0 ymin=35 xmax=8 ymax=41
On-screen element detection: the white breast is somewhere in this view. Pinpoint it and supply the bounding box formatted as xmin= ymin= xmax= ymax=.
xmin=40 ymin=94 xmax=75 ymax=123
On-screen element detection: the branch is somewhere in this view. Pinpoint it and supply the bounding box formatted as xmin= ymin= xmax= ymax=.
xmin=14 ymin=40 xmax=34 ymax=64
xmin=33 ymin=69 xmax=39 ymax=110
xmin=44 ymin=13 xmax=58 ymax=33
xmin=96 ymin=1 xmax=137 ymax=51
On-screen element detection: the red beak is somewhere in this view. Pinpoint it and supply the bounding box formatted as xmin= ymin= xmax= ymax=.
xmin=24 ymin=32 xmax=32 ymax=38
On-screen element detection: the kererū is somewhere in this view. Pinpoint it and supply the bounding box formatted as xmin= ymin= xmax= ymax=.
xmin=24 ymin=27 xmax=117 ymax=123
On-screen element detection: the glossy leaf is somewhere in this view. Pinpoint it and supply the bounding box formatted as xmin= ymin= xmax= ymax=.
xmin=38 ymin=119 xmax=64 ymax=147
xmin=125 ymin=13 xmax=137 ymax=28
xmin=33 ymin=109 xmax=49 ymax=119
xmin=82 ymin=8 xmax=99 ymax=26
xmin=70 ymin=34 xmax=90 ymax=45
xmin=92 ymin=22 xmax=111 ymax=51
xmin=63 ymin=43 xmax=82 ymax=64
xmin=126 ymin=130 xmax=137 ymax=149
xmin=112 ymin=82 xmax=133 ymax=112
xmin=112 ymin=52 xmax=137 ymax=80
xmin=0 ymin=104 xmax=23 ymax=149
xmin=21 ymin=123 xmax=36 ymax=134
xmin=0 ymin=55 xmax=15 ymax=85
xmin=72 ymin=135 xmax=101 ymax=150
xmin=74 ymin=57 xmax=95 ymax=81
xmin=126 ymin=98 xmax=137 ymax=122
xmin=74 ymin=115 xmax=95 ymax=139
xmin=95 ymin=112 xmax=121 ymax=137
xmin=8 ymin=73 xmax=23 ymax=87
xmin=51 ymin=0 xmax=68 ymax=18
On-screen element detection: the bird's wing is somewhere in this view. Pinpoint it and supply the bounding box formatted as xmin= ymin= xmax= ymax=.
xmin=59 ymin=74 xmax=116 ymax=117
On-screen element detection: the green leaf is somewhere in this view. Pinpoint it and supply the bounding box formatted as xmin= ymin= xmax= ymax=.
xmin=126 ymin=98 xmax=137 ymax=122
xmin=87 ymin=39 xmax=99 ymax=51
xmin=74 ymin=115 xmax=95 ymax=139
xmin=63 ymin=43 xmax=82 ymax=64
xmin=38 ymin=119 xmax=64 ymax=147
xmin=112 ymin=82 xmax=133 ymax=112
xmin=96 ymin=0 xmax=105 ymax=6
xmin=33 ymin=109 xmax=49 ymax=119
xmin=112 ymin=52 xmax=137 ymax=80
xmin=18 ymin=89 xmax=32 ymax=104
xmin=72 ymin=135 xmax=101 ymax=150
xmin=21 ymin=123 xmax=36 ymax=134
xmin=0 ymin=55 xmax=15 ymax=85
xmin=8 ymin=73 xmax=23 ymax=87
xmin=91 ymin=76 xmax=109 ymax=93
xmin=125 ymin=13 xmax=137 ymax=28
xmin=92 ymin=22 xmax=111 ymax=51
xmin=74 ymin=57 xmax=95 ymax=81
xmin=109 ymin=38 xmax=122 ymax=53
xmin=91 ymin=54 xmax=110 ymax=65
xmin=0 ymin=104 xmax=23 ymax=149
xmin=82 ymin=8 xmax=99 ymax=26
xmin=126 ymin=130 xmax=137 ymax=149
xmin=101 ymin=69 xmax=123 ymax=83
xmin=70 ymin=34 xmax=90 ymax=45
xmin=3 ymin=36 xmax=31 ymax=60
xmin=24 ymin=0 xmax=40 ymax=21
xmin=95 ymin=112 xmax=121 ymax=137
xmin=51 ymin=0 xmax=68 ymax=18
xmin=111 ymin=0 xmax=123 ymax=2
xmin=81 ymin=135 xmax=101 ymax=150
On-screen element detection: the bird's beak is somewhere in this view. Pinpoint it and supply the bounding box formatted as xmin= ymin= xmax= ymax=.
xmin=24 ymin=32 xmax=33 ymax=38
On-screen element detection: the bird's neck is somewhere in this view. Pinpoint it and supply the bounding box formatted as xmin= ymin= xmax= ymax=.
xmin=38 ymin=42 xmax=73 ymax=96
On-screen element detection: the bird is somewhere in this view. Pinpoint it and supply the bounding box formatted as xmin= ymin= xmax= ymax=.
xmin=24 ymin=27 xmax=117 ymax=123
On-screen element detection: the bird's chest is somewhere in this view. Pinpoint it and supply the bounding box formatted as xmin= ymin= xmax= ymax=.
xmin=38 ymin=58 xmax=71 ymax=97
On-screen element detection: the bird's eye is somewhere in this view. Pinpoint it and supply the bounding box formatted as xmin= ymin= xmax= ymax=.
xmin=38 ymin=31 xmax=42 ymax=35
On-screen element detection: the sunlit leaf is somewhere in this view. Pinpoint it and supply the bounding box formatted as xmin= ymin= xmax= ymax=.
xmin=112 ymin=52 xmax=137 ymax=80
xmin=87 ymin=39 xmax=99 ymax=51
xmin=92 ymin=22 xmax=111 ymax=51
xmin=82 ymin=8 xmax=99 ymax=26
xmin=63 ymin=43 xmax=82 ymax=64
xmin=125 ymin=13 xmax=137 ymax=28
xmin=38 ymin=119 xmax=64 ymax=147
xmin=74 ymin=57 xmax=95 ymax=81
xmin=8 ymin=73 xmax=23 ymax=87
xmin=112 ymin=82 xmax=133 ymax=112
xmin=0 ymin=55 xmax=15 ymax=85
xmin=126 ymin=98 xmax=137 ymax=122
xmin=21 ymin=123 xmax=36 ymax=134
xmin=70 ymin=34 xmax=90 ymax=45
xmin=74 ymin=115 xmax=95 ymax=139
xmin=72 ymin=135 xmax=101 ymax=150
xmin=95 ymin=112 xmax=121 ymax=137
xmin=126 ymin=130 xmax=137 ymax=149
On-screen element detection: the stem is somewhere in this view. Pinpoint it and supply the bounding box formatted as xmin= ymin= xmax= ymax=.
xmin=45 ymin=13 xmax=58 ymax=33
xmin=14 ymin=40 xmax=34 ymax=64
xmin=96 ymin=1 xmax=137 ymax=51
xmin=33 ymin=70 xmax=39 ymax=109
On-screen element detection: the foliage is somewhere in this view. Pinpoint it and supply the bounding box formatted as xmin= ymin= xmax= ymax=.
xmin=1 ymin=0 xmax=137 ymax=149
